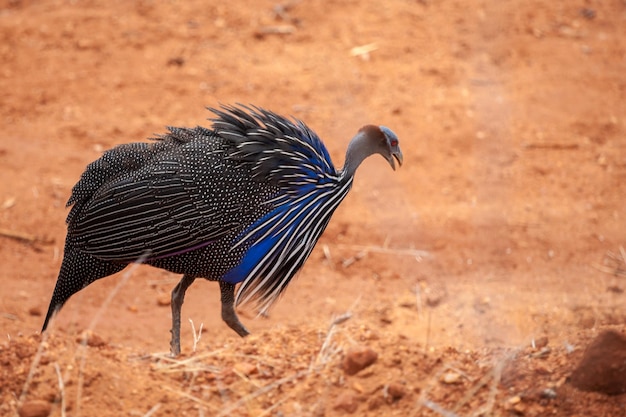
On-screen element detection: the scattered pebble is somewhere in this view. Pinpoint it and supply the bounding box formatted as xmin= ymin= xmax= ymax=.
xmin=533 ymin=336 xmax=549 ymax=349
xmin=570 ymin=330 xmax=626 ymax=395
xmin=156 ymin=294 xmax=171 ymax=307
xmin=233 ymin=362 xmax=257 ymax=377
xmin=166 ymin=56 xmax=185 ymax=67
xmin=76 ymin=330 xmax=107 ymax=348
xmin=352 ymin=381 xmax=365 ymax=393
xmin=396 ymin=292 xmax=416 ymax=309
xmin=441 ymin=372 xmax=461 ymax=384
xmin=473 ymin=296 xmax=491 ymax=313
xmin=2 ymin=196 xmax=16 ymax=209
xmin=18 ymin=400 xmax=51 ymax=417
xmin=28 ymin=306 xmax=42 ymax=317
xmin=530 ymin=346 xmax=551 ymax=359
xmin=580 ymin=7 xmax=596 ymax=19
xmin=540 ymin=388 xmax=557 ymax=399
xmin=606 ymin=284 xmax=623 ymax=294
xmin=342 ymin=346 xmax=378 ymax=376
xmin=385 ymin=382 xmax=406 ymax=402
xmin=504 ymin=395 xmax=526 ymax=414
xmin=507 ymin=395 xmax=521 ymax=405
xmin=425 ymin=284 xmax=447 ymax=307
xmin=578 ymin=314 xmax=595 ymax=329
xmin=332 ymin=391 xmax=358 ymax=413
xmin=367 ymin=395 xmax=385 ymax=411
xmin=378 ymin=307 xmax=394 ymax=325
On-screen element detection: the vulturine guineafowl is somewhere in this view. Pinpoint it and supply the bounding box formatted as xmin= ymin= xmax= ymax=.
xmin=42 ymin=104 xmax=403 ymax=355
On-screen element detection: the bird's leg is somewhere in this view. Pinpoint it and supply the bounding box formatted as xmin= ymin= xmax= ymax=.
xmin=219 ymin=281 xmax=250 ymax=337
xmin=170 ymin=274 xmax=196 ymax=357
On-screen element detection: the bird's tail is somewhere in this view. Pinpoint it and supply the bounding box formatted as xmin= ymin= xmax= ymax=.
xmin=42 ymin=245 xmax=127 ymax=332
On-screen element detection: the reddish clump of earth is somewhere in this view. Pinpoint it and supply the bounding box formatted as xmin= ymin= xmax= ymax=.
xmin=570 ymin=330 xmax=626 ymax=395
xmin=342 ymin=345 xmax=378 ymax=375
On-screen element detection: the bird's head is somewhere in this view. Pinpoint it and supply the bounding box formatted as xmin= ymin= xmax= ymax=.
xmin=343 ymin=125 xmax=403 ymax=176
xmin=376 ymin=125 xmax=403 ymax=171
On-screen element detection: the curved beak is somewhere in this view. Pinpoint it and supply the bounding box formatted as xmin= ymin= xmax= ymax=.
xmin=388 ymin=148 xmax=404 ymax=171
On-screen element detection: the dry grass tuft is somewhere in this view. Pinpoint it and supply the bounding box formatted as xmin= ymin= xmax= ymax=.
xmin=54 ymin=363 xmax=66 ymax=417
xmin=593 ymin=246 xmax=626 ymax=278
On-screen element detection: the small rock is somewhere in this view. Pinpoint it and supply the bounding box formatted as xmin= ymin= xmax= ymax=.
xmin=570 ymin=330 xmax=626 ymax=395
xmin=534 ymin=364 xmax=552 ymax=375
xmin=76 ymin=39 xmax=93 ymax=49
xmin=352 ymin=381 xmax=364 ymax=393
xmin=533 ymin=336 xmax=549 ymax=349
xmin=441 ymin=372 xmax=461 ymax=384
xmin=332 ymin=391 xmax=358 ymax=413
xmin=425 ymin=284 xmax=447 ymax=307
xmin=166 ymin=56 xmax=185 ymax=67
xmin=578 ymin=313 xmax=595 ymax=329
xmin=580 ymin=7 xmax=596 ymax=19
xmin=310 ymin=401 xmax=325 ymax=417
xmin=397 ymin=292 xmax=416 ymax=309
xmin=377 ymin=306 xmax=393 ymax=324
xmin=473 ymin=296 xmax=491 ymax=313
xmin=233 ymin=362 xmax=257 ymax=377
xmin=607 ymin=284 xmax=623 ymax=294
xmin=530 ymin=346 xmax=551 ymax=359
xmin=507 ymin=395 xmax=521 ymax=405
xmin=76 ymin=330 xmax=106 ymax=348
xmin=540 ymin=388 xmax=557 ymax=399
xmin=367 ymin=395 xmax=385 ymax=411
xmin=14 ymin=340 xmax=36 ymax=360
xmin=385 ymin=382 xmax=406 ymax=402
xmin=342 ymin=346 xmax=378 ymax=376
xmin=28 ymin=306 xmax=42 ymax=317
xmin=156 ymin=294 xmax=171 ymax=306
xmin=504 ymin=395 xmax=526 ymax=415
xmin=18 ymin=400 xmax=51 ymax=417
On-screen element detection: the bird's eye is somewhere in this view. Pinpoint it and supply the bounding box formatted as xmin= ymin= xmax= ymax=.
xmin=390 ymin=139 xmax=398 ymax=147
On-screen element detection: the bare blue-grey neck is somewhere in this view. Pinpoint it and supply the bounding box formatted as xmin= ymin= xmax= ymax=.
xmin=342 ymin=125 xmax=385 ymax=178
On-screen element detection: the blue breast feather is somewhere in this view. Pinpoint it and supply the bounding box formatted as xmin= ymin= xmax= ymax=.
xmin=212 ymin=105 xmax=350 ymax=306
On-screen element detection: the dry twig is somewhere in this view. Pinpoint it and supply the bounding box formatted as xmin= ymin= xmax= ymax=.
xmin=254 ymin=25 xmax=296 ymax=38
xmin=189 ymin=318 xmax=204 ymax=353
xmin=312 ymin=311 xmax=352 ymax=370
xmin=216 ymin=370 xmax=308 ymax=417
xmin=350 ymin=42 xmax=379 ymax=60
xmin=142 ymin=403 xmax=161 ymax=417
xmin=162 ymin=385 xmax=217 ymax=411
xmin=336 ymin=243 xmax=430 ymax=259
xmin=414 ymin=362 xmax=464 ymax=417
xmin=54 ymin=363 xmax=67 ymax=417
xmin=421 ymin=399 xmax=462 ymax=417
xmin=524 ymin=142 xmax=579 ymax=150
xmin=0 ymin=228 xmax=37 ymax=244
xmin=18 ymin=328 xmax=51 ymax=404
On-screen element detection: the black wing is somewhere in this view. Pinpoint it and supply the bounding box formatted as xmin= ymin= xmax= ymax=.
xmin=68 ymin=130 xmax=241 ymax=262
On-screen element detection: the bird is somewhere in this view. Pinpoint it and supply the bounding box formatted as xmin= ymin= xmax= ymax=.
xmin=41 ymin=104 xmax=403 ymax=355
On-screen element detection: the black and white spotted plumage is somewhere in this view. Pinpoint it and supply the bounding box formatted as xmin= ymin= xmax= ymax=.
xmin=42 ymin=104 xmax=403 ymax=355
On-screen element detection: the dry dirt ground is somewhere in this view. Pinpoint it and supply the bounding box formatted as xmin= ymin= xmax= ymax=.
xmin=1 ymin=0 xmax=626 ymax=416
